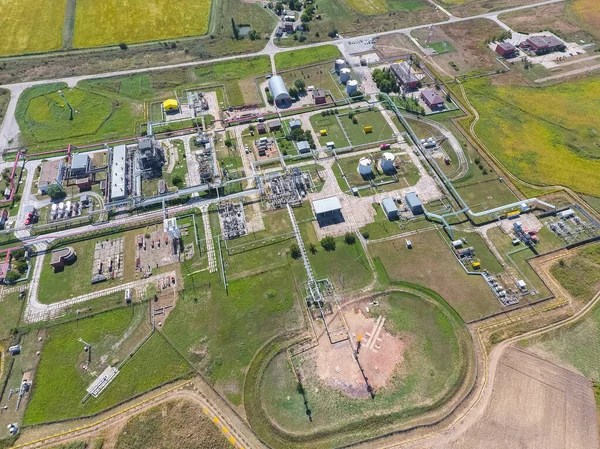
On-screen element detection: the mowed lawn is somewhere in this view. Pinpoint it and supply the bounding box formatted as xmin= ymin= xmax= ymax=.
xmin=274 ymin=46 xmax=341 ymax=71
xmin=369 ymin=230 xmax=500 ymax=321
xmin=73 ymin=0 xmax=211 ymax=48
xmin=16 ymin=83 xmax=140 ymax=150
xmin=0 ymin=0 xmax=66 ymax=55
xmin=25 ymin=308 xmax=191 ymax=424
xmin=339 ymin=110 xmax=395 ymax=146
xmin=465 ymin=76 xmax=600 ymax=197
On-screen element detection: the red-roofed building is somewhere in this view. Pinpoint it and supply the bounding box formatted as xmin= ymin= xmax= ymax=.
xmin=495 ymin=42 xmax=517 ymax=58
xmin=420 ymin=89 xmax=445 ymax=110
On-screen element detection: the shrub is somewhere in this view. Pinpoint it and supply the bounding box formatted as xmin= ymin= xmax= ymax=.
xmin=308 ymin=243 xmax=317 ymax=254
xmin=118 ymin=42 xmax=128 ymax=50
xmin=361 ymin=230 xmax=370 ymax=239
xmin=5 ymin=270 xmax=21 ymax=283
xmin=344 ymin=232 xmax=356 ymax=245
xmin=290 ymin=244 xmax=301 ymax=259
xmin=172 ymin=174 xmax=184 ymax=188
xmin=320 ymin=236 xmax=336 ymax=251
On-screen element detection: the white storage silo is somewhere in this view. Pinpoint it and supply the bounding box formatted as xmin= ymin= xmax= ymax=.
xmin=334 ymin=58 xmax=346 ymax=74
xmin=358 ymin=157 xmax=372 ymax=176
xmin=380 ymin=152 xmax=396 ymax=174
xmin=339 ymin=68 xmax=351 ymax=83
xmin=346 ymin=79 xmax=358 ymax=94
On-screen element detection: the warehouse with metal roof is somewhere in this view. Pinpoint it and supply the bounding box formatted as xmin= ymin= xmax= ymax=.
xmin=110 ymin=145 xmax=127 ymax=202
xmin=405 ymin=192 xmax=423 ymax=215
xmin=268 ymin=75 xmax=291 ymax=107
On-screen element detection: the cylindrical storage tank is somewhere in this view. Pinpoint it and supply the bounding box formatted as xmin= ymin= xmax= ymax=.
xmin=358 ymin=157 xmax=372 ymax=176
xmin=380 ymin=152 xmax=395 ymax=173
xmin=51 ymin=203 xmax=57 ymax=212
xmin=334 ymin=58 xmax=346 ymax=74
xmin=346 ymin=79 xmax=358 ymax=94
xmin=339 ymin=68 xmax=351 ymax=83
xmin=58 ymin=202 xmax=65 ymax=211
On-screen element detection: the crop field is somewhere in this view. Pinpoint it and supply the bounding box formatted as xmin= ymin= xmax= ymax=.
xmin=24 ymin=307 xmax=191 ymax=424
xmin=115 ymin=400 xmax=231 ymax=449
xmin=339 ymin=110 xmax=395 ymax=146
xmin=73 ymin=0 xmax=211 ymax=48
xmin=572 ymin=0 xmax=600 ymax=36
xmin=369 ymin=230 xmax=500 ymax=321
xmin=162 ymin=266 xmax=305 ymax=405
xmin=16 ymin=83 xmax=140 ymax=152
xmin=310 ymin=113 xmax=350 ymax=148
xmin=344 ymin=0 xmax=427 ymax=15
xmin=525 ymin=297 xmax=600 ymax=386
xmin=274 ymin=46 xmax=342 ymax=71
xmin=550 ymin=244 xmax=600 ymax=302
xmin=254 ymin=289 xmax=472 ymax=448
xmin=0 ymin=0 xmax=66 ymax=56
xmin=464 ymin=76 xmax=600 ymax=197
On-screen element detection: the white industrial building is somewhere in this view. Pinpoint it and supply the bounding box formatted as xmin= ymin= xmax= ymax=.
xmin=381 ymin=197 xmax=399 ymax=220
xmin=268 ymin=76 xmax=291 ymax=107
xmin=110 ymin=145 xmax=127 ymax=201
xmin=312 ymin=196 xmax=343 ymax=227
xmin=405 ymin=192 xmax=423 ymax=215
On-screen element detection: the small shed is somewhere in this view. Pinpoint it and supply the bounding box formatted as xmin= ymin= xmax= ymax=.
xmin=268 ymin=120 xmax=282 ymax=132
xmin=163 ymin=99 xmax=179 ymax=112
xmin=405 ymin=192 xmax=423 ymax=215
xmin=313 ymin=88 xmax=327 ymax=105
xmin=297 ymin=141 xmax=311 ymax=154
xmin=257 ymin=123 xmax=267 ymax=134
xmin=381 ymin=198 xmax=399 ymax=221
xmin=289 ymin=119 xmax=302 ymax=130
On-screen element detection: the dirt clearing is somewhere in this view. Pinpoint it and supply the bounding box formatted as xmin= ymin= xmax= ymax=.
xmin=437 ymin=347 xmax=598 ymax=449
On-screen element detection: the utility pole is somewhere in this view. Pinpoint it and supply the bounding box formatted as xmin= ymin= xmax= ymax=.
xmin=58 ymin=90 xmax=74 ymax=121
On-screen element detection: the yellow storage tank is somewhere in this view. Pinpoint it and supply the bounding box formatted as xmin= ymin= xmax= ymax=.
xmin=163 ymin=99 xmax=179 ymax=112
xmin=320 ymin=129 xmax=327 ymax=136
xmin=364 ymin=125 xmax=373 ymax=133
xmin=472 ymin=261 xmax=481 ymax=269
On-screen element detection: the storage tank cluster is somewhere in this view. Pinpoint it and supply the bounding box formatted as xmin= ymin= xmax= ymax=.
xmin=334 ymin=58 xmax=346 ymax=74
xmin=339 ymin=68 xmax=351 ymax=84
xmin=379 ymin=152 xmax=396 ymax=174
xmin=346 ymin=80 xmax=358 ymax=94
xmin=358 ymin=157 xmax=372 ymax=176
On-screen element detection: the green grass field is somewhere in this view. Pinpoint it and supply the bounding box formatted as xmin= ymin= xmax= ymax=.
xmin=279 ymin=64 xmax=346 ymax=100
xmin=37 ymin=238 xmax=133 ymax=304
xmin=551 ymin=244 xmax=600 ymax=302
xmin=369 ymin=230 xmax=500 ymax=321
xmin=73 ymin=0 xmax=211 ymax=48
xmin=162 ymin=265 xmax=305 ymax=405
xmin=115 ymin=400 xmax=231 ymax=449
xmin=344 ymin=0 xmax=428 ymax=15
xmin=310 ymin=113 xmax=351 ymax=148
xmin=0 ymin=0 xmax=66 ymax=56
xmin=0 ymin=292 xmax=24 ymax=339
xmin=299 ymin=222 xmax=373 ymax=292
xmin=464 ymin=76 xmax=600 ymax=197
xmin=274 ymin=46 xmax=342 ymax=70
xmin=339 ymin=110 xmax=395 ymax=146
xmin=24 ymin=307 xmax=191 ymax=424
xmin=16 ymin=83 xmax=140 ymax=151
xmin=255 ymin=288 xmax=471 ymax=447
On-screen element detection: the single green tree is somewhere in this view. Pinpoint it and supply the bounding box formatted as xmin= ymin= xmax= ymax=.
xmin=46 ymin=184 xmax=66 ymax=200
xmin=344 ymin=232 xmax=356 ymax=245
xmin=290 ymin=243 xmax=301 ymax=259
xmin=320 ymin=236 xmax=336 ymax=251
